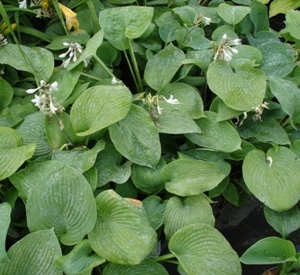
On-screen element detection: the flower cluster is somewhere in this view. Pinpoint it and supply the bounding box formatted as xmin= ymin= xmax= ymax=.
xmin=26 ymin=80 xmax=64 ymax=116
xmin=194 ymin=14 xmax=211 ymax=26
xmin=0 ymin=34 xmax=7 ymax=47
xmin=213 ymin=34 xmax=241 ymax=62
xmin=252 ymin=101 xmax=269 ymax=122
xmin=59 ymin=42 xmax=88 ymax=68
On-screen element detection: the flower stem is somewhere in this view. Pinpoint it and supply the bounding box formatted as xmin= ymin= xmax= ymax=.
xmin=86 ymin=0 xmax=100 ymax=32
xmin=153 ymin=253 xmax=176 ymax=262
xmin=123 ymin=49 xmax=139 ymax=92
xmin=92 ymin=54 xmax=115 ymax=78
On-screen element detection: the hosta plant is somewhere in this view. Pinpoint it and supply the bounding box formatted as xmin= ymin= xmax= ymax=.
xmin=0 ymin=0 xmax=299 ymax=274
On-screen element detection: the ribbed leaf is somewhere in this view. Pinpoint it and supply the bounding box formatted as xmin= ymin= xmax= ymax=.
xmin=0 ymin=126 xmax=35 ymax=180
xmin=169 ymin=224 xmax=241 ymax=275
xmin=70 ymin=85 xmax=132 ymax=136
xmin=218 ymin=3 xmax=251 ymax=25
xmin=240 ymin=237 xmax=297 ymax=264
xmin=0 ymin=203 xmax=11 ymax=260
xmin=164 ymin=195 xmax=215 ymax=240
xmin=143 ymin=196 xmax=166 ymax=230
xmin=88 ymin=190 xmax=157 ymax=265
xmin=0 ymin=77 xmax=13 ymax=112
xmin=0 ymin=229 xmax=62 ymax=274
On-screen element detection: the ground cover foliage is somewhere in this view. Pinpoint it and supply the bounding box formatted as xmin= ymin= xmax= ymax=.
xmin=0 ymin=0 xmax=300 ymax=274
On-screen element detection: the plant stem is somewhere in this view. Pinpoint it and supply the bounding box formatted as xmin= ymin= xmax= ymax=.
xmin=80 ymin=72 xmax=103 ymax=81
xmin=92 ymin=54 xmax=115 ymax=78
xmin=123 ymin=49 xmax=139 ymax=92
xmin=127 ymin=38 xmax=144 ymax=93
xmin=86 ymin=0 xmax=100 ymax=32
xmin=153 ymin=253 xmax=176 ymax=262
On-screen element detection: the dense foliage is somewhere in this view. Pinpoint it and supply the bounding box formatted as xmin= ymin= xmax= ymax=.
xmin=0 ymin=0 xmax=300 ymax=274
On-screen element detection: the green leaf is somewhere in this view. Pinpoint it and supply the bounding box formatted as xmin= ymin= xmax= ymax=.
xmin=284 ymin=10 xmax=300 ymax=40
xmin=144 ymin=44 xmax=185 ymax=91
xmin=56 ymin=239 xmax=105 ymax=275
xmin=157 ymin=83 xmax=204 ymax=119
xmin=240 ymin=237 xmax=297 ymax=264
xmin=109 ymin=104 xmax=160 ymax=167
xmin=238 ymin=115 xmax=291 ymax=145
xmin=11 ymin=160 xmax=97 ymax=245
xmin=164 ymin=195 xmax=215 ymax=240
xmin=88 ymin=190 xmax=157 ymax=265
xmin=217 ymin=3 xmax=251 ymax=25
xmin=0 ymin=126 xmax=35 ymax=181
xmin=131 ymin=158 xmax=166 ymax=194
xmin=223 ymin=182 xmax=239 ymax=206
xmin=142 ymin=196 xmax=166 ymax=230
xmin=70 ymin=85 xmax=132 ymax=136
xmin=103 ymin=259 xmax=168 ymax=275
xmin=258 ymin=42 xmax=297 ymax=78
xmin=94 ymin=139 xmax=131 ymax=186
xmin=0 ymin=203 xmax=11 ymax=261
xmin=249 ymin=0 xmax=269 ymax=33
xmin=264 ymin=205 xmax=300 ymax=238
xmin=0 ymin=229 xmax=62 ymax=274
xmin=169 ymin=224 xmax=241 ymax=275
xmin=173 ymin=6 xmax=198 ymax=26
xmin=269 ymin=77 xmax=300 ymax=127
xmin=99 ymin=7 xmax=153 ymax=50
xmin=52 ymin=140 xmax=105 ymax=173
xmin=207 ymin=61 xmax=266 ymax=111
xmin=107 ymin=0 xmax=136 ymax=3
xmin=17 ymin=112 xmax=52 ymax=157
xmin=0 ymin=44 xmax=54 ymax=81
xmin=243 ymin=147 xmax=300 ymax=211
xmin=0 ymin=77 xmax=13 ymax=112
xmin=269 ymin=0 xmax=300 ymax=17
xmin=162 ymin=159 xmax=226 ymax=196
xmin=186 ymin=111 xmax=241 ymax=153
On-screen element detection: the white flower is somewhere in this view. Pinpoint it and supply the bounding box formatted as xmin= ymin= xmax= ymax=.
xmin=49 ymin=97 xmax=58 ymax=114
xmin=59 ymin=42 xmax=84 ymax=68
xmin=18 ymin=0 xmax=27 ymax=8
xmin=0 ymin=34 xmax=8 ymax=46
xmin=111 ymin=76 xmax=118 ymax=85
xmin=49 ymin=81 xmax=58 ymax=92
xmin=202 ymin=16 xmax=211 ymax=26
xmin=31 ymin=94 xmax=42 ymax=107
xmin=157 ymin=105 xmax=163 ymax=115
xmin=163 ymin=95 xmax=180 ymax=105
xmin=213 ymin=34 xmax=241 ymax=62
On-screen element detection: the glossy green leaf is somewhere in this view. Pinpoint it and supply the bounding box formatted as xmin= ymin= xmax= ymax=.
xmin=0 ymin=229 xmax=62 ymax=274
xmin=94 ymin=140 xmax=131 ymax=186
xmin=70 ymin=85 xmax=132 ymax=136
xmin=243 ymin=147 xmax=300 ymax=211
xmin=186 ymin=111 xmax=241 ymax=153
xmin=103 ymin=259 xmax=168 ymax=275
xmin=11 ymin=160 xmax=97 ymax=245
xmin=144 ymin=44 xmax=185 ymax=91
xmin=0 ymin=126 xmax=35 ymax=181
xmin=258 ymin=42 xmax=297 ymax=78
xmin=99 ymin=7 xmax=153 ymax=50
xmin=0 ymin=203 xmax=11 ymax=261
xmin=0 ymin=44 xmax=54 ymax=81
xmin=109 ymin=104 xmax=160 ymax=167
xmin=157 ymin=83 xmax=204 ymax=119
xmin=164 ymin=195 xmax=215 ymax=240
xmin=0 ymin=77 xmax=13 ymax=112
xmin=238 ymin=115 xmax=290 ymax=145
xmin=52 ymin=140 xmax=105 ymax=173
xmin=207 ymin=61 xmax=266 ymax=111
xmin=269 ymin=0 xmax=300 ymax=17
xmin=142 ymin=196 xmax=166 ymax=230
xmin=56 ymin=239 xmax=105 ymax=275
xmin=264 ymin=205 xmax=300 ymax=238
xmin=131 ymin=158 xmax=166 ymax=194
xmin=88 ymin=190 xmax=157 ymax=265
xmin=217 ymin=3 xmax=251 ymax=25
xmin=269 ymin=77 xmax=300 ymax=127
xmin=284 ymin=10 xmax=300 ymax=40
xmin=169 ymin=223 xmax=241 ymax=274
xmin=162 ymin=159 xmax=226 ymax=196
xmin=240 ymin=237 xmax=297 ymax=264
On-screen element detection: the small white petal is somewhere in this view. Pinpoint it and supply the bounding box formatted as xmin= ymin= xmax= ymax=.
xmin=63 ymin=42 xmax=70 ymax=46
xmin=49 ymin=81 xmax=58 ymax=92
xmin=31 ymin=94 xmax=42 ymax=107
xmin=18 ymin=0 xmax=27 ymax=9
xmin=230 ymin=48 xmax=239 ymax=54
xmin=59 ymin=52 xmax=69 ymax=58
xmin=230 ymin=38 xmax=241 ymax=46
xmin=222 ymin=34 xmax=228 ymax=40
xmin=164 ymin=95 xmax=180 ymax=104
xmin=40 ymin=80 xmax=46 ymax=87
xmin=26 ymin=87 xmax=39 ymax=94
xmin=157 ymin=105 xmax=163 ymax=115
xmin=49 ymin=101 xmax=58 ymax=114
xmin=111 ymin=77 xmax=118 ymax=85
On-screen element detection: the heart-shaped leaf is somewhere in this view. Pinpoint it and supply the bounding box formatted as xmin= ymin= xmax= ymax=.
xmin=142 ymin=196 xmax=166 ymax=230
xmin=284 ymin=10 xmax=300 ymax=40
xmin=243 ymin=147 xmax=300 ymax=211
xmin=164 ymin=195 xmax=215 ymax=240
xmin=0 ymin=127 xmax=35 ymax=181
xmin=103 ymin=259 xmax=168 ymax=275
xmin=264 ymin=205 xmax=300 ymax=238
xmin=56 ymin=239 xmax=105 ymax=274
xmin=162 ymin=159 xmax=226 ymax=196
xmin=99 ymin=7 xmax=153 ymax=50
xmin=240 ymin=237 xmax=297 ymax=265
xmin=109 ymin=104 xmax=161 ymax=167
xmin=70 ymin=85 xmax=132 ymax=136
xmin=0 ymin=229 xmax=62 ymax=274
xmin=169 ymin=223 xmax=241 ymax=274
xmin=88 ymin=190 xmax=157 ymax=265
xmin=144 ymin=44 xmax=185 ymax=91
xmin=207 ymin=61 xmax=266 ymax=111
xmin=0 ymin=203 xmax=11 ymax=261
xmin=186 ymin=111 xmax=241 ymax=152
xmin=218 ymin=3 xmax=251 ymax=25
